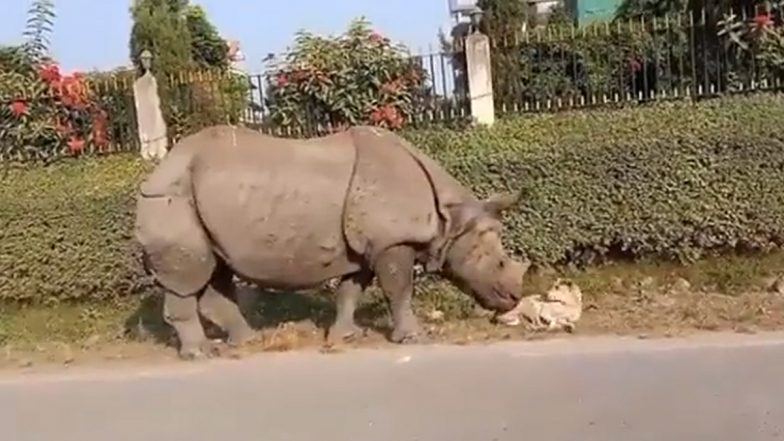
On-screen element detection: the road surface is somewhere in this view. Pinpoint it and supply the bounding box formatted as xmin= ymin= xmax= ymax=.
xmin=3 ymin=332 xmax=784 ymax=441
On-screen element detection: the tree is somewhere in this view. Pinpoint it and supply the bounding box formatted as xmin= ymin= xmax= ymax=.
xmin=477 ymin=0 xmax=528 ymax=43
xmin=186 ymin=5 xmax=229 ymax=70
xmin=22 ymin=0 xmax=56 ymax=62
xmin=475 ymin=0 xmax=529 ymax=105
xmin=128 ymin=0 xmax=247 ymax=142
xmin=129 ymin=0 xmax=230 ymax=73
xmin=129 ymin=0 xmax=193 ymax=74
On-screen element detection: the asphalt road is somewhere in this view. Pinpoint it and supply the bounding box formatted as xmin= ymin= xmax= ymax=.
xmin=3 ymin=332 xmax=784 ymax=441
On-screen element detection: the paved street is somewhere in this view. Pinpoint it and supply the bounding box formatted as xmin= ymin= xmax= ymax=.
xmin=3 ymin=332 xmax=784 ymax=441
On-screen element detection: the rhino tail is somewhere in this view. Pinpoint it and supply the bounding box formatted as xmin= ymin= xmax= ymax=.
xmin=135 ymin=147 xmax=216 ymax=296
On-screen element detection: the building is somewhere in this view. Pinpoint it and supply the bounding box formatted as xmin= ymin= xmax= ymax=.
xmin=226 ymin=39 xmax=247 ymax=73
xmin=564 ymin=0 xmax=623 ymax=25
xmin=447 ymin=0 xmax=623 ymax=27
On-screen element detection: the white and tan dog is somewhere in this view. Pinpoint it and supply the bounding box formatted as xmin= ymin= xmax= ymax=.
xmin=495 ymin=278 xmax=583 ymax=332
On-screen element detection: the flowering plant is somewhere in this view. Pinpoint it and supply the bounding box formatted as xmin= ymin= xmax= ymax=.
xmin=718 ymin=4 xmax=784 ymax=85
xmin=264 ymin=17 xmax=428 ymax=134
xmin=1 ymin=48 xmax=110 ymax=160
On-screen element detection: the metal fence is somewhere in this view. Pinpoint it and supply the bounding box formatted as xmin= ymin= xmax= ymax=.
xmin=238 ymin=50 xmax=470 ymax=135
xmin=0 ymin=74 xmax=140 ymax=161
xmin=488 ymin=7 xmax=784 ymax=114
xmin=4 ymin=8 xmax=784 ymax=160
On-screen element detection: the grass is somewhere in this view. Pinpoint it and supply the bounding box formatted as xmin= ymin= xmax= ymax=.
xmin=2 ymin=251 xmax=784 ymax=369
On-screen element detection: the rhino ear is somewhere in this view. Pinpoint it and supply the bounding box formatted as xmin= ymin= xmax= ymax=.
xmin=483 ymin=190 xmax=523 ymax=219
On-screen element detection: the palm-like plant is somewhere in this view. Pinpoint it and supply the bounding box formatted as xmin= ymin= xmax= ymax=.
xmin=22 ymin=0 xmax=56 ymax=62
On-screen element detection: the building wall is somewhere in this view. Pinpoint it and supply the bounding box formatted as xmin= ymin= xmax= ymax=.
xmin=566 ymin=0 xmax=623 ymax=25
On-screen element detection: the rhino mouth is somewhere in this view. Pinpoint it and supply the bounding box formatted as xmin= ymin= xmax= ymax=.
xmin=489 ymin=285 xmax=519 ymax=312
xmin=445 ymin=270 xmax=519 ymax=312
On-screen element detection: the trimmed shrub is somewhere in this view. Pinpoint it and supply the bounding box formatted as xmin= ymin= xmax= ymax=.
xmin=2 ymin=93 xmax=784 ymax=304
xmin=0 ymin=156 xmax=152 ymax=304
xmin=407 ymin=94 xmax=784 ymax=264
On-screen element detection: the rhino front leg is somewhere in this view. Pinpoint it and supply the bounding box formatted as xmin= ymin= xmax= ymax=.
xmin=375 ymin=245 xmax=422 ymax=344
xmin=327 ymin=271 xmax=373 ymax=345
xmin=198 ymin=264 xmax=256 ymax=347
xmin=163 ymin=292 xmax=217 ymax=360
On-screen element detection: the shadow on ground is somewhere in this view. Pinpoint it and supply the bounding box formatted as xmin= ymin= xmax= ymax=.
xmin=122 ymin=285 xmax=391 ymax=347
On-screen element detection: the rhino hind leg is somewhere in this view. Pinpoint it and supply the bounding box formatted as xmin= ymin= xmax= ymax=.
xmin=327 ymin=270 xmax=373 ymax=345
xmin=198 ymin=263 xmax=256 ymax=347
xmin=163 ymin=291 xmax=219 ymax=360
xmin=374 ymin=245 xmax=423 ymax=344
xmin=136 ymin=195 xmax=220 ymax=359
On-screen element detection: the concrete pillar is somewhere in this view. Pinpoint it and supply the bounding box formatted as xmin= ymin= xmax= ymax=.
xmin=465 ymin=32 xmax=495 ymax=126
xmin=133 ymin=50 xmax=168 ymax=160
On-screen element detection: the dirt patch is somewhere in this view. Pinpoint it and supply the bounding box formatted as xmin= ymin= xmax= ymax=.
xmin=3 ymin=252 xmax=784 ymax=371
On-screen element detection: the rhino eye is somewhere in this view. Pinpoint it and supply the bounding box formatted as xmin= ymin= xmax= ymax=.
xmin=498 ymin=260 xmax=506 ymax=269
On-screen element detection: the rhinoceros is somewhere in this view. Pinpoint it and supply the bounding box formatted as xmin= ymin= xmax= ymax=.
xmin=134 ymin=124 xmax=527 ymax=359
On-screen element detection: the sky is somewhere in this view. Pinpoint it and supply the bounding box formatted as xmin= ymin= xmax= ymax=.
xmin=0 ymin=0 xmax=454 ymax=73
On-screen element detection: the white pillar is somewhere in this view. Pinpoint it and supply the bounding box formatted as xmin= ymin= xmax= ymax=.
xmin=464 ymin=32 xmax=495 ymax=126
xmin=133 ymin=71 xmax=169 ymax=160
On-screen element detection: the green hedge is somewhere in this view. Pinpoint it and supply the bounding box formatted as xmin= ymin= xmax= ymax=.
xmin=409 ymin=94 xmax=784 ymax=265
xmin=0 ymin=157 xmax=153 ymax=303
xmin=3 ymin=93 xmax=784 ymax=304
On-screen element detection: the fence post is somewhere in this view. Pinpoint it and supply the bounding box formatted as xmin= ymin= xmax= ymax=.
xmin=464 ymin=31 xmax=495 ymax=126
xmin=133 ymin=49 xmax=168 ymax=160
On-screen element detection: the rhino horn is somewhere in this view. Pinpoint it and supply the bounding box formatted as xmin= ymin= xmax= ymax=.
xmin=482 ymin=190 xmax=524 ymax=218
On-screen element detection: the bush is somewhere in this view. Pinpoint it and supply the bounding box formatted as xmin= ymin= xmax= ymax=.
xmin=0 ymin=156 xmax=153 ymax=304
xmin=407 ymin=94 xmax=784 ymax=265
xmin=3 ymin=93 xmax=784 ymax=304
xmin=164 ymin=69 xmax=250 ymax=141
xmin=1 ymin=47 xmax=128 ymax=161
xmin=264 ymin=17 xmax=429 ymax=134
xmin=485 ymin=3 xmax=784 ymax=110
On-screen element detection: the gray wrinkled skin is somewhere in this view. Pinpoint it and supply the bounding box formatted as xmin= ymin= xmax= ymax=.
xmin=134 ymin=125 xmax=526 ymax=359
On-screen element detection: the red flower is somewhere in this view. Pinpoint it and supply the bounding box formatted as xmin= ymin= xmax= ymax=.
xmin=370 ymin=107 xmax=384 ymax=124
xmin=369 ymin=104 xmax=404 ymax=129
xmin=91 ymin=110 xmax=109 ymax=149
xmin=381 ymin=79 xmax=402 ymax=95
xmin=369 ymin=32 xmax=384 ymax=43
xmin=67 ymin=136 xmax=85 ymax=153
xmin=384 ymin=106 xmax=404 ymax=129
xmin=9 ymin=99 xmax=27 ymax=116
xmin=56 ymin=75 xmax=87 ymax=108
xmin=754 ymin=12 xmax=772 ymax=29
xmin=275 ymin=72 xmax=289 ymax=87
xmin=38 ymin=63 xmax=61 ymax=84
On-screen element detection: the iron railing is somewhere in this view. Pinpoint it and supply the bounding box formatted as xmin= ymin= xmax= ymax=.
xmin=485 ymin=7 xmax=784 ymax=114
xmin=4 ymin=7 xmax=784 ymax=160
